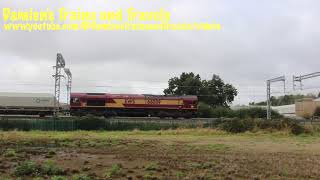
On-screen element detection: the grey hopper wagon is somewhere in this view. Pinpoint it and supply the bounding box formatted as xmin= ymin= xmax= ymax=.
xmin=0 ymin=92 xmax=56 ymax=117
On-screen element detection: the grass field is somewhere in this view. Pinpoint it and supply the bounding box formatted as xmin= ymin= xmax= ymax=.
xmin=1 ymin=129 xmax=320 ymax=179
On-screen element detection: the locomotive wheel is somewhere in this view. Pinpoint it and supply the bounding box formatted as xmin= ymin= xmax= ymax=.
xmin=39 ymin=113 xmax=46 ymax=118
xmin=158 ymin=112 xmax=166 ymax=119
xmin=104 ymin=113 xmax=111 ymax=118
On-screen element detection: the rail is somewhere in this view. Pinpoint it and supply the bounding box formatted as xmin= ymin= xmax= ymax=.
xmin=0 ymin=115 xmax=219 ymax=121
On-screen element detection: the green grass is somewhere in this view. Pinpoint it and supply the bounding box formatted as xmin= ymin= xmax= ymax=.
xmin=145 ymin=162 xmax=159 ymax=171
xmin=205 ymin=144 xmax=231 ymax=151
xmin=3 ymin=148 xmax=17 ymax=158
xmin=104 ymin=164 xmax=122 ymax=178
xmin=0 ymin=177 xmax=12 ymax=180
xmin=188 ymin=162 xmax=214 ymax=169
xmin=0 ymin=129 xmax=318 ymax=144
xmin=0 ymin=129 xmax=312 ymax=139
xmin=14 ymin=160 xmax=64 ymax=177
xmin=2 ymin=129 xmax=320 ymax=154
xmin=41 ymin=160 xmax=64 ymax=175
xmin=175 ymin=171 xmax=185 ymax=179
xmin=14 ymin=161 xmax=39 ymax=176
xmin=72 ymin=174 xmax=91 ymax=180
xmin=143 ymin=172 xmax=157 ymax=180
xmin=51 ymin=176 xmax=67 ymax=180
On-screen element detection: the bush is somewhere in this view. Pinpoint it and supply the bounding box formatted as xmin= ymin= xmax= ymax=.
xmin=14 ymin=160 xmax=64 ymax=177
xmin=197 ymin=103 xmax=282 ymax=119
xmin=14 ymin=161 xmax=40 ymax=176
xmin=220 ymin=118 xmax=256 ymax=133
xmin=290 ymin=122 xmax=305 ymax=135
xmin=41 ymin=160 xmax=64 ymax=176
xmin=233 ymin=107 xmax=282 ymax=119
xmin=210 ymin=107 xmax=234 ymax=118
xmin=256 ymin=119 xmax=281 ymax=130
xmin=212 ymin=117 xmax=304 ymax=135
xmin=75 ymin=115 xmax=105 ymax=130
xmin=197 ymin=102 xmax=212 ymax=118
xmin=314 ymin=107 xmax=320 ymax=117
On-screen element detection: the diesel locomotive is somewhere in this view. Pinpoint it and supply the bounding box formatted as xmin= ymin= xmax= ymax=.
xmin=70 ymin=93 xmax=198 ymax=118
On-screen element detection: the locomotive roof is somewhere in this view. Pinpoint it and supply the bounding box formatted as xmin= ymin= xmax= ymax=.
xmin=0 ymin=92 xmax=54 ymax=98
xmin=71 ymin=93 xmax=197 ymax=99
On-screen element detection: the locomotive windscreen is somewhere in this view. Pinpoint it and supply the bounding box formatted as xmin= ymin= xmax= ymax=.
xmin=87 ymin=99 xmax=105 ymax=106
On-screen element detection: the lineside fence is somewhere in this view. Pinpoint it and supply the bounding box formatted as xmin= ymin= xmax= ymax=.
xmin=0 ymin=116 xmax=220 ymax=131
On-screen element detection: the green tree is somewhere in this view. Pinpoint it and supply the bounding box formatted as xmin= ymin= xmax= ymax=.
xmin=252 ymin=94 xmax=316 ymax=106
xmin=163 ymin=72 xmax=202 ymax=96
xmin=164 ymin=72 xmax=238 ymax=107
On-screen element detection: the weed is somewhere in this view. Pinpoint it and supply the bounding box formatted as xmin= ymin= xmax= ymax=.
xmin=143 ymin=172 xmax=156 ymax=180
xmin=206 ymin=144 xmax=230 ymax=151
xmin=3 ymin=148 xmax=17 ymax=158
xmin=175 ymin=171 xmax=185 ymax=179
xmin=104 ymin=164 xmax=122 ymax=178
xmin=33 ymin=178 xmax=44 ymax=180
xmin=72 ymin=174 xmax=91 ymax=180
xmin=14 ymin=160 xmax=64 ymax=177
xmin=145 ymin=162 xmax=159 ymax=171
xmin=189 ymin=162 xmax=202 ymax=169
xmin=202 ymin=174 xmax=214 ymax=180
xmin=14 ymin=161 xmax=40 ymax=176
xmin=280 ymin=169 xmax=289 ymax=177
xmin=51 ymin=176 xmax=67 ymax=180
xmin=0 ymin=177 xmax=12 ymax=180
xmin=42 ymin=160 xmax=64 ymax=175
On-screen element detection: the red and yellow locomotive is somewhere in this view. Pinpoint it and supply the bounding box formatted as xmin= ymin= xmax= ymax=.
xmin=70 ymin=93 xmax=198 ymax=118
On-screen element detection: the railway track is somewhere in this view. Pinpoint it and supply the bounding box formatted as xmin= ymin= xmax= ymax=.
xmin=0 ymin=114 xmax=218 ymax=121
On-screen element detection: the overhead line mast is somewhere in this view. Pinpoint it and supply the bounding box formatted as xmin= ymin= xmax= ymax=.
xmin=53 ymin=53 xmax=65 ymax=117
xmin=64 ymin=68 xmax=72 ymax=106
xmin=53 ymin=53 xmax=71 ymax=118
xmin=266 ymin=76 xmax=285 ymax=120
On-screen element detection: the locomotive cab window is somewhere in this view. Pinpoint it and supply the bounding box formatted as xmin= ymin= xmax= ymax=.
xmin=71 ymin=98 xmax=80 ymax=103
xmin=87 ymin=99 xmax=105 ymax=106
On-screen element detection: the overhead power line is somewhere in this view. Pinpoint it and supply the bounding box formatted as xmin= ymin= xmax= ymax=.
xmin=293 ymin=72 xmax=320 ymax=90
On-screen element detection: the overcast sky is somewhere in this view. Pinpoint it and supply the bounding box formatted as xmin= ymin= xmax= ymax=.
xmin=1 ymin=0 xmax=320 ymax=105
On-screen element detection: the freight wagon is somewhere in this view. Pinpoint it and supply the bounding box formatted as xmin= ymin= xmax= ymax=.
xmin=0 ymin=92 xmax=55 ymax=117
xmin=70 ymin=93 xmax=198 ymax=118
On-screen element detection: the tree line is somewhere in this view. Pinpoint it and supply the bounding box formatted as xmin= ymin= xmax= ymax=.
xmin=164 ymin=72 xmax=238 ymax=108
xmin=250 ymin=93 xmax=320 ymax=106
xmin=163 ymin=72 xmax=320 ymax=118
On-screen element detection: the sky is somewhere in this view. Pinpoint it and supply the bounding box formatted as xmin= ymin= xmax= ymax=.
xmin=0 ymin=0 xmax=320 ymax=105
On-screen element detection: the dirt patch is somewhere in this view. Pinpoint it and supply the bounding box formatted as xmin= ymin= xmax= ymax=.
xmin=1 ymin=131 xmax=320 ymax=179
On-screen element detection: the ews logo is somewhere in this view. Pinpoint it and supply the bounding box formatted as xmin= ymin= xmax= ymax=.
xmin=125 ymin=98 xmax=135 ymax=104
